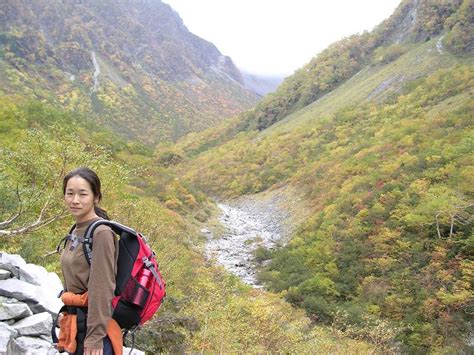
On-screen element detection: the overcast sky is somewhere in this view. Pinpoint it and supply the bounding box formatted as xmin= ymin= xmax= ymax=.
xmin=163 ymin=0 xmax=401 ymax=77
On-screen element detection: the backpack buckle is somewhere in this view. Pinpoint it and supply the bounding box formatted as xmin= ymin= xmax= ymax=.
xmin=142 ymin=256 xmax=153 ymax=268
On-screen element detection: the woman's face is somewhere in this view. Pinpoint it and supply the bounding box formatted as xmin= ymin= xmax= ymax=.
xmin=64 ymin=176 xmax=99 ymax=223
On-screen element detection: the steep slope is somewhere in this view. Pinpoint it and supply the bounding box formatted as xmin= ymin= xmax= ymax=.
xmin=167 ymin=0 xmax=474 ymax=352
xmin=248 ymin=0 xmax=472 ymax=131
xmin=0 ymin=0 xmax=258 ymax=144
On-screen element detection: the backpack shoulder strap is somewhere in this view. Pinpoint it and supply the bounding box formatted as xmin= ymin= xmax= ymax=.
xmin=55 ymin=224 xmax=77 ymax=253
xmin=82 ymin=220 xmax=137 ymax=265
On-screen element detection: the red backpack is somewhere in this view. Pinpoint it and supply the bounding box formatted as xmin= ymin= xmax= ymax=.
xmin=78 ymin=220 xmax=166 ymax=330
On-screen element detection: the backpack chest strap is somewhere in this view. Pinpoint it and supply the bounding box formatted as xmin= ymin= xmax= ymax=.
xmin=56 ymin=233 xmax=90 ymax=253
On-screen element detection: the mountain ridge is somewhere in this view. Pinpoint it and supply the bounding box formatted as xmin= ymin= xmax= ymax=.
xmin=170 ymin=0 xmax=472 ymax=157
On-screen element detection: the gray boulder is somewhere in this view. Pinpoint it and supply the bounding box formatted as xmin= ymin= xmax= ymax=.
xmin=0 ymin=252 xmax=147 ymax=354
xmin=0 ymin=270 xmax=10 ymax=281
xmin=0 ymin=279 xmax=63 ymax=316
xmin=0 ymin=254 xmax=25 ymax=279
xmin=0 ymin=253 xmax=63 ymax=296
xmin=11 ymin=312 xmax=52 ymax=337
xmin=124 ymin=347 xmax=145 ymax=355
xmin=0 ymin=296 xmax=33 ymax=321
xmin=0 ymin=322 xmax=18 ymax=354
xmin=7 ymin=335 xmax=56 ymax=354
xmin=0 ymin=253 xmax=26 ymax=269
xmin=19 ymin=264 xmax=63 ymax=296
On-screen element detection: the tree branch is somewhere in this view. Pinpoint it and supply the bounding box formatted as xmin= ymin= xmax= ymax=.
xmin=0 ymin=185 xmax=65 ymax=237
xmin=449 ymin=214 xmax=455 ymax=239
xmin=0 ymin=184 xmax=23 ymax=228
xmin=0 ymin=212 xmax=22 ymax=228
xmin=435 ymin=212 xmax=442 ymax=239
xmin=0 ymin=210 xmax=66 ymax=237
xmin=435 ymin=202 xmax=473 ymax=239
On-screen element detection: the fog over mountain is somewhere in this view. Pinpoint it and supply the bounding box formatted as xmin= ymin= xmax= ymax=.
xmin=240 ymin=71 xmax=285 ymax=96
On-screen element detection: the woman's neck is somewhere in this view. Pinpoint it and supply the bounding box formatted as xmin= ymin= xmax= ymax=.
xmin=75 ymin=212 xmax=99 ymax=225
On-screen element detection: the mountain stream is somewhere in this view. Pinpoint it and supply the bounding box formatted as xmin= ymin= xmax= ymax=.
xmin=203 ymin=199 xmax=289 ymax=287
xmin=91 ymin=51 xmax=101 ymax=93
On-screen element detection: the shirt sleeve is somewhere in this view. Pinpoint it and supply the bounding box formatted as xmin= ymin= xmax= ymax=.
xmin=84 ymin=226 xmax=117 ymax=349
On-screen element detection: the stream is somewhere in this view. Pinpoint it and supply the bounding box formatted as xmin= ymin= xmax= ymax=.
xmin=203 ymin=200 xmax=288 ymax=287
xmin=91 ymin=51 xmax=100 ymax=93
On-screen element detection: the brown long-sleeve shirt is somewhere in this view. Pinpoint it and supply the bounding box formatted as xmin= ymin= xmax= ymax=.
xmin=60 ymin=218 xmax=118 ymax=349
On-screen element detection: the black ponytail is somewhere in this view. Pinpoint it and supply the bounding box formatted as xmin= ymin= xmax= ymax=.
xmin=63 ymin=167 xmax=110 ymax=220
xmin=94 ymin=205 xmax=110 ymax=220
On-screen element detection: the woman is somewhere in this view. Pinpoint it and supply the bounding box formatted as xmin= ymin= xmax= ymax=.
xmin=60 ymin=167 xmax=120 ymax=355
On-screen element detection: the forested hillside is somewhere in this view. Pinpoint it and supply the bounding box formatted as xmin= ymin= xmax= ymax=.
xmin=0 ymin=0 xmax=258 ymax=143
xmin=167 ymin=0 xmax=474 ymax=352
xmin=0 ymin=97 xmax=381 ymax=353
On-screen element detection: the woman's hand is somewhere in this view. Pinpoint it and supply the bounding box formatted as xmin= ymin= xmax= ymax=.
xmin=84 ymin=348 xmax=103 ymax=355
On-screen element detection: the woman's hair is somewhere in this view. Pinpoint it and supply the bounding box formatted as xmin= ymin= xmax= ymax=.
xmin=63 ymin=167 xmax=110 ymax=220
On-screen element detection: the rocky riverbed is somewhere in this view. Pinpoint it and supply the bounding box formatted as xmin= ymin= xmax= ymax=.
xmin=203 ymin=190 xmax=299 ymax=287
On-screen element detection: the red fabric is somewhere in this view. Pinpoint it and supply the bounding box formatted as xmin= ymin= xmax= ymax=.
xmin=111 ymin=234 xmax=166 ymax=324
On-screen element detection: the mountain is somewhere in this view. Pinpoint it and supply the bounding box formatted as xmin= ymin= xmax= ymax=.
xmin=0 ymin=0 xmax=259 ymax=144
xmin=167 ymin=0 xmax=474 ymax=352
xmin=243 ymin=0 xmax=474 ymax=131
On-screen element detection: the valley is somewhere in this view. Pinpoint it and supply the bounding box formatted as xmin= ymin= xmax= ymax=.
xmin=0 ymin=0 xmax=472 ymax=353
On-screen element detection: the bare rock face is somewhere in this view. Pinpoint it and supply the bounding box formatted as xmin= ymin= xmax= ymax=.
xmin=20 ymin=263 xmax=63 ymax=291
xmin=0 ymin=270 xmax=9 ymax=281
xmin=0 ymin=253 xmax=63 ymax=293
xmin=0 ymin=322 xmax=18 ymax=354
xmin=7 ymin=336 xmax=57 ymax=355
xmin=124 ymin=347 xmax=146 ymax=355
xmin=0 ymin=253 xmax=61 ymax=354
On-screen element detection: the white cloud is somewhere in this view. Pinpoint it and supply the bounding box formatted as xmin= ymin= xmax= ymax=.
xmin=164 ymin=0 xmax=401 ymax=76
